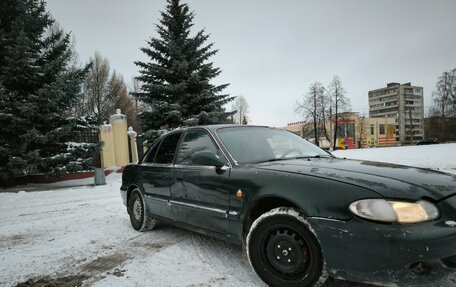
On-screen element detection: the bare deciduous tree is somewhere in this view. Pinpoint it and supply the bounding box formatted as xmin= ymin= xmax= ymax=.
xmin=428 ymin=68 xmax=456 ymax=141
xmin=129 ymin=77 xmax=148 ymax=116
xmin=328 ymin=76 xmax=351 ymax=150
xmin=231 ymin=95 xmax=249 ymax=124
xmin=70 ymin=52 xmax=137 ymax=127
xmin=295 ymin=82 xmax=326 ymax=147
xmin=117 ymin=85 xmax=141 ymax=132
xmin=85 ymin=53 xmax=113 ymax=123
xmin=108 ymin=74 xmax=139 ymax=131
xmin=432 ymin=69 xmax=456 ymax=118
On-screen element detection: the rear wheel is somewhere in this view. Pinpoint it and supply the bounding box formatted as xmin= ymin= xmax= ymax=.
xmin=246 ymin=207 xmax=327 ymax=287
xmin=128 ymin=190 xmax=156 ymax=231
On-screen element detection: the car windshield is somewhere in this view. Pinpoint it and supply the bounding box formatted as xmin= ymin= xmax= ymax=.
xmin=217 ymin=127 xmax=330 ymax=164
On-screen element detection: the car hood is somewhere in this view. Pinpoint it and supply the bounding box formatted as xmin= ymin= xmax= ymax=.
xmin=251 ymin=157 xmax=456 ymax=201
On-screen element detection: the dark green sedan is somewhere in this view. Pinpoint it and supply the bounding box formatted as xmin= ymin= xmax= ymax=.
xmin=120 ymin=125 xmax=456 ymax=287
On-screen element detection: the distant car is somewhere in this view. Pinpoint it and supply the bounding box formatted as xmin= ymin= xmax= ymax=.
xmin=307 ymin=137 xmax=331 ymax=149
xmin=417 ymin=138 xmax=439 ymax=145
xmin=120 ymin=125 xmax=456 ymax=287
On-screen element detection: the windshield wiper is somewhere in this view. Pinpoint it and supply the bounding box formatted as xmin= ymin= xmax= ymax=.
xmin=253 ymin=155 xmax=332 ymax=164
xmin=292 ymin=155 xmax=333 ymax=159
xmin=252 ymin=158 xmax=289 ymax=164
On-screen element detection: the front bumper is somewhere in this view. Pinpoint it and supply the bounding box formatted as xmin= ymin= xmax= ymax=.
xmin=308 ymin=195 xmax=456 ymax=285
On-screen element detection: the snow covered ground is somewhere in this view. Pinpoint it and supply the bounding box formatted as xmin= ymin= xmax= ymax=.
xmin=333 ymin=143 xmax=456 ymax=175
xmin=1 ymin=173 xmax=263 ymax=287
xmin=1 ymin=144 xmax=455 ymax=287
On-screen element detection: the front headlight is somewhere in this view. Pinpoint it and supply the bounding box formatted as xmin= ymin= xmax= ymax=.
xmin=349 ymin=199 xmax=439 ymax=224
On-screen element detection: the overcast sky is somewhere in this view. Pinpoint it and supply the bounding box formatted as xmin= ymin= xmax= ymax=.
xmin=46 ymin=0 xmax=456 ymax=127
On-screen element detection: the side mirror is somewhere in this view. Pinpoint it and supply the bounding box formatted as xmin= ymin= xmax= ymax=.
xmin=191 ymin=150 xmax=226 ymax=168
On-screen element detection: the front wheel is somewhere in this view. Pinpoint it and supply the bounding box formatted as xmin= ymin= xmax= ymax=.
xmin=246 ymin=207 xmax=327 ymax=287
xmin=128 ymin=190 xmax=156 ymax=232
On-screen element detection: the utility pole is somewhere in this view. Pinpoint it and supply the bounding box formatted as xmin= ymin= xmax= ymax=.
xmin=313 ymin=87 xmax=319 ymax=146
xmin=409 ymin=109 xmax=413 ymax=144
xmin=327 ymin=87 xmax=333 ymax=151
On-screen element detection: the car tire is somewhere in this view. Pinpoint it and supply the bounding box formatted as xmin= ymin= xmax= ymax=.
xmin=246 ymin=207 xmax=327 ymax=287
xmin=128 ymin=190 xmax=156 ymax=232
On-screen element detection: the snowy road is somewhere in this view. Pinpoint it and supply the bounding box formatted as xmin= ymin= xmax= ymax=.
xmin=1 ymin=144 xmax=455 ymax=287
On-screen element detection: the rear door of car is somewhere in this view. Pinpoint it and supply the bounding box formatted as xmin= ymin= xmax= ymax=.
xmin=140 ymin=131 xmax=182 ymax=220
xmin=170 ymin=128 xmax=231 ymax=235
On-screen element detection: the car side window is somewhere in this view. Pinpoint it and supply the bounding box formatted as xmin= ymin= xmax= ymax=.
xmin=176 ymin=130 xmax=221 ymax=165
xmin=144 ymin=140 xmax=160 ymax=163
xmin=154 ymin=132 xmax=182 ymax=164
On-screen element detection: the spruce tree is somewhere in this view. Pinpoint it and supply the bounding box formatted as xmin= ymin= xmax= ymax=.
xmin=133 ymin=0 xmax=233 ymax=139
xmin=0 ymin=0 xmax=94 ymax=186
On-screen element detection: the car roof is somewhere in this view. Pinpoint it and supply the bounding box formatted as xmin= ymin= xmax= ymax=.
xmin=158 ymin=124 xmax=280 ymax=140
xmin=191 ymin=124 xmax=271 ymax=132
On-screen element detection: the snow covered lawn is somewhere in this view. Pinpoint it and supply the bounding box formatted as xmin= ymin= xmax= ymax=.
xmin=333 ymin=143 xmax=456 ymax=175
xmin=1 ymin=144 xmax=455 ymax=287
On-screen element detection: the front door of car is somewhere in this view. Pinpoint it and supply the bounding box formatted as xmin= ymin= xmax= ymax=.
xmin=140 ymin=131 xmax=182 ymax=220
xmin=170 ymin=129 xmax=231 ymax=235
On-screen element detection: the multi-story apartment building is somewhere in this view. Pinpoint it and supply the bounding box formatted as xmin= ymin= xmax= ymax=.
xmin=368 ymin=82 xmax=424 ymax=144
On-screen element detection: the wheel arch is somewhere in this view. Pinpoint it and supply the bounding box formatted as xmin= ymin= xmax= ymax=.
xmin=243 ymin=196 xmax=304 ymax=239
xmin=126 ymin=184 xmax=139 ymax=209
